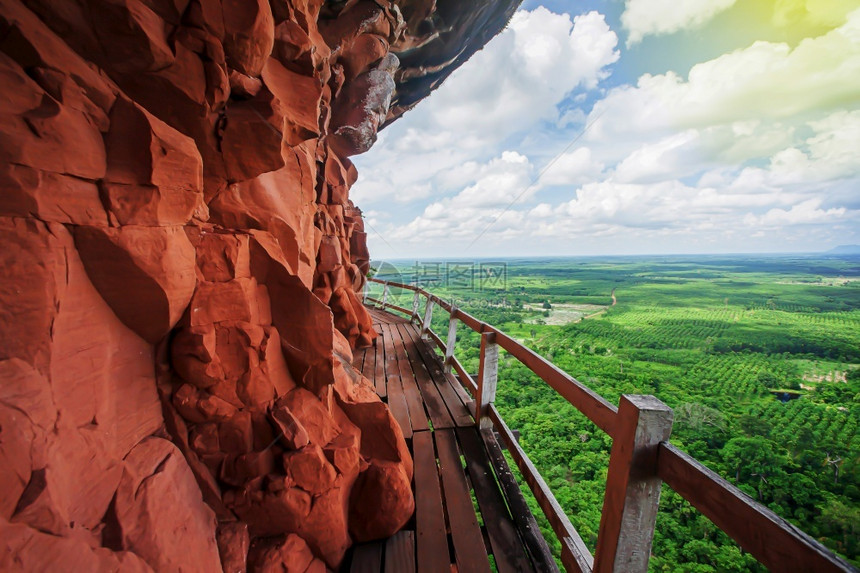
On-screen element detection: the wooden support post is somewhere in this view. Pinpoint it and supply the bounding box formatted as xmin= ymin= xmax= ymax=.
xmin=594 ymin=395 xmax=673 ymax=573
xmin=420 ymin=297 xmax=434 ymax=340
xmin=475 ymin=332 xmax=499 ymax=430
xmin=412 ymin=291 xmax=421 ymax=322
xmin=381 ymin=282 xmax=390 ymax=307
xmin=444 ymin=309 xmax=458 ymax=375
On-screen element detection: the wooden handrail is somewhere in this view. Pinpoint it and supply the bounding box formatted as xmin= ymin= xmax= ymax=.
xmin=365 ymin=276 xmax=856 ymax=573
xmin=657 ymin=443 xmax=853 ymax=572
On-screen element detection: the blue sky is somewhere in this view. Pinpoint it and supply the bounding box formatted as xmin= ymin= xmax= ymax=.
xmin=352 ymin=0 xmax=860 ymax=259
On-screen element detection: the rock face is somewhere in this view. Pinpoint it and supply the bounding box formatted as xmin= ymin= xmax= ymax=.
xmin=0 ymin=0 xmax=518 ymax=570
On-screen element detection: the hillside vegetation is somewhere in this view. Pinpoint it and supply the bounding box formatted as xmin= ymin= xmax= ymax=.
xmin=378 ymin=254 xmax=860 ymax=571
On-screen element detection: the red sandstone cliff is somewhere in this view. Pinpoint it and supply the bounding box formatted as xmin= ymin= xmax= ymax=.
xmin=0 ymin=0 xmax=518 ymax=570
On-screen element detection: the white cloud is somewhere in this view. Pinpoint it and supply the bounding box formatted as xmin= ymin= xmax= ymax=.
xmin=397 ymin=8 xmax=619 ymax=145
xmin=541 ymin=147 xmax=605 ymax=185
xmin=613 ymin=131 xmax=700 ymax=183
xmin=355 ymin=6 xmax=860 ymax=259
xmin=744 ymin=199 xmax=847 ymax=227
xmin=622 ymin=0 xmax=737 ymax=45
xmin=592 ymin=11 xmax=860 ymax=142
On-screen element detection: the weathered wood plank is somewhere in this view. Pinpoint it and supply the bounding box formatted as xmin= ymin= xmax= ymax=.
xmin=380 ymin=323 xmax=412 ymax=439
xmin=456 ymin=427 xmax=535 ymax=573
xmin=396 ymin=323 xmax=455 ymax=430
xmin=658 ymin=442 xmax=856 ymax=573
xmin=413 ymin=431 xmax=451 ymax=572
xmin=594 ymin=395 xmax=673 ymax=573
xmin=351 ymin=541 xmax=384 ymax=573
xmin=479 ymin=428 xmax=559 ymax=573
xmin=420 ymin=298 xmax=434 ymax=339
xmin=489 ymin=406 xmax=593 ymax=573
xmin=427 ymin=328 xmax=445 ymax=352
xmin=388 ymin=323 xmax=430 ymax=432
xmin=434 ymin=429 xmax=492 ymax=573
xmin=444 ymin=313 xmax=458 ymax=374
xmin=372 ymin=329 xmax=387 ymax=399
xmin=384 ymin=530 xmax=416 ymax=573
xmin=475 ymin=332 xmax=499 ymax=430
xmin=404 ymin=323 xmax=474 ymax=427
xmin=450 ymin=355 xmax=478 ymax=397
xmin=491 ymin=329 xmax=617 ymax=436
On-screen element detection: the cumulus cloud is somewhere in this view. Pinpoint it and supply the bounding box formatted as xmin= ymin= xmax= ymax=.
xmin=592 ymin=11 xmax=860 ymax=142
xmin=356 ymin=6 xmax=860 ymax=258
xmin=406 ymin=8 xmax=619 ymax=143
xmin=388 ymin=152 xmax=535 ymax=242
xmin=352 ymin=7 xmax=620 ymax=208
xmin=541 ymin=147 xmax=605 ymax=185
xmin=744 ymin=199 xmax=847 ymax=227
xmin=622 ymin=0 xmax=737 ymax=45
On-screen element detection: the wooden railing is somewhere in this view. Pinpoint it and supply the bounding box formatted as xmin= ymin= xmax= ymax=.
xmin=366 ymin=277 xmax=856 ymax=573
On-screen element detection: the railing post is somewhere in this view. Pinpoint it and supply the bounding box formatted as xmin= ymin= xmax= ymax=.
xmin=475 ymin=332 xmax=498 ymax=429
xmin=420 ymin=296 xmax=434 ymax=340
xmin=594 ymin=395 xmax=673 ymax=573
xmin=412 ymin=291 xmax=421 ymax=323
xmin=381 ymin=281 xmax=390 ymax=307
xmin=444 ymin=307 xmax=458 ymax=374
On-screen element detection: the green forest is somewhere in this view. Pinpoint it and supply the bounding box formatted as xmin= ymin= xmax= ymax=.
xmin=373 ymin=254 xmax=860 ymax=571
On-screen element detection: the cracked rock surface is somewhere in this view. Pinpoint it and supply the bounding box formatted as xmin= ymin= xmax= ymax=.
xmin=0 ymin=0 xmax=518 ymax=570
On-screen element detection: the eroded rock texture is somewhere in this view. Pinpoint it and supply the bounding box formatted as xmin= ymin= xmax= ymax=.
xmin=0 ymin=0 xmax=518 ymax=570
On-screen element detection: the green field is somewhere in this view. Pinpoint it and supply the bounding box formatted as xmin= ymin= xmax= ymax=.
xmin=370 ymin=254 xmax=860 ymax=571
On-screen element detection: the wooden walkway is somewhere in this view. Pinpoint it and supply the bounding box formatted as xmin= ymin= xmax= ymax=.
xmin=345 ymin=307 xmax=557 ymax=573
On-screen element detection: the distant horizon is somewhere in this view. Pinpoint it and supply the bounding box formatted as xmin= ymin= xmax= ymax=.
xmin=371 ymin=245 xmax=860 ymax=262
xmin=371 ymin=247 xmax=860 ymax=266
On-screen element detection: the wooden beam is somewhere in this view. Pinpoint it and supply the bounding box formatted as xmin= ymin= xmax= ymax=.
xmin=444 ymin=310 xmax=458 ymax=375
xmin=475 ymin=332 xmax=499 ymax=430
xmin=492 ymin=330 xmax=618 ymax=436
xmin=489 ymin=406 xmax=593 ymax=573
xmin=412 ymin=290 xmax=421 ymax=322
xmin=594 ymin=395 xmax=673 ymax=573
xmin=451 ymin=355 xmax=478 ymax=397
xmin=479 ymin=428 xmax=559 ymax=573
xmin=657 ymin=442 xmax=856 ymax=573
xmin=420 ymin=297 xmax=434 ymax=340
xmin=427 ymin=328 xmax=445 ymax=352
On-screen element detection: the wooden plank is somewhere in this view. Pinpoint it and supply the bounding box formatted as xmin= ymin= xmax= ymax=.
xmin=456 ymin=427 xmax=535 ymax=573
xmin=380 ymin=323 xmax=412 ymax=439
xmin=444 ymin=313 xmax=458 ymax=374
xmin=434 ymin=429 xmax=492 ymax=573
xmin=359 ymin=344 xmax=373 ymax=379
xmin=427 ymin=328 xmax=445 ymax=351
xmin=479 ymin=428 xmax=559 ymax=573
xmin=388 ymin=323 xmax=430 ymax=432
xmin=489 ymin=406 xmax=593 ymax=573
xmin=368 ymin=277 xmax=421 ymax=293
xmin=351 ymin=541 xmax=384 ymax=573
xmin=396 ymin=323 xmax=455 ymax=430
xmin=594 ymin=395 xmax=673 ymax=573
xmin=657 ymin=442 xmax=856 ymax=573
xmin=372 ymin=330 xmax=386 ymax=399
xmin=413 ymin=431 xmax=450 ymax=572
xmin=384 ymin=530 xmax=416 ymax=573
xmin=475 ymin=332 xmax=499 ymax=430
xmin=451 ymin=356 xmax=478 ymax=397
xmin=403 ymin=323 xmax=474 ymax=427
xmin=492 ymin=329 xmax=618 ymax=436
xmin=420 ymin=298 xmax=434 ymax=339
